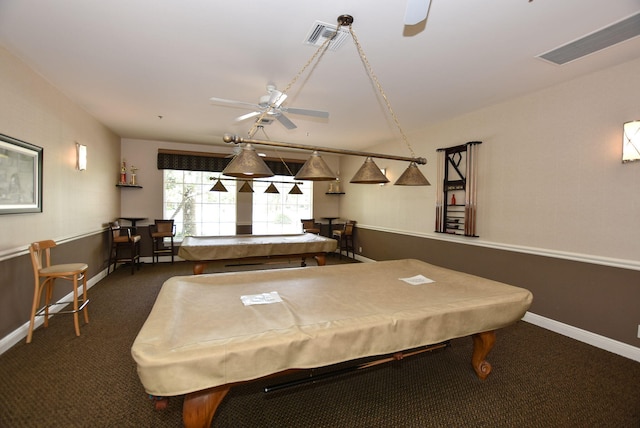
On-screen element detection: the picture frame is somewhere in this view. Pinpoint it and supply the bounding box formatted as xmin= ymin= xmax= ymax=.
xmin=0 ymin=134 xmax=43 ymax=214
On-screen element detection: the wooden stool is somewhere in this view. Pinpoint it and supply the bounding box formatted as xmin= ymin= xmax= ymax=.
xmin=27 ymin=240 xmax=89 ymax=343
xmin=108 ymin=221 xmax=141 ymax=274
xmin=149 ymin=219 xmax=176 ymax=264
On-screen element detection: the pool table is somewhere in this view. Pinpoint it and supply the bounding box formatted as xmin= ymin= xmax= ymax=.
xmin=178 ymin=233 xmax=338 ymax=274
xmin=132 ymin=259 xmax=532 ymax=427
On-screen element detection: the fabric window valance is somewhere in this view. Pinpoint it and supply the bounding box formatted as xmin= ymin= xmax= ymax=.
xmin=156 ymin=149 xmax=304 ymax=176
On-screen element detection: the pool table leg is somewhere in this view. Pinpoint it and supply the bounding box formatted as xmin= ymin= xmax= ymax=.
xmin=183 ymin=385 xmax=230 ymax=428
xmin=314 ymin=254 xmax=326 ymax=266
xmin=471 ymin=330 xmax=496 ymax=380
xmin=193 ymin=262 xmax=206 ymax=275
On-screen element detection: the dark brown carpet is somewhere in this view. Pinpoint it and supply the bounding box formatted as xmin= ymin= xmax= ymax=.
xmin=1 ymin=259 xmax=639 ymax=427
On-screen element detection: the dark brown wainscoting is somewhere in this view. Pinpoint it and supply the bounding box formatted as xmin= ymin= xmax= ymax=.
xmin=357 ymin=227 xmax=640 ymax=347
xmin=0 ymin=232 xmax=108 ymax=339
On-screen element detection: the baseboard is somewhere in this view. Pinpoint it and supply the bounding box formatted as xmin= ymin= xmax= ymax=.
xmin=0 ymin=268 xmax=107 ymax=355
xmin=523 ymin=312 xmax=640 ymax=362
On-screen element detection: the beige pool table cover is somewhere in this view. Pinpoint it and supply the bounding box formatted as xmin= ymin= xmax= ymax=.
xmin=177 ymin=233 xmax=337 ymax=261
xmin=132 ymin=259 xmax=533 ymax=396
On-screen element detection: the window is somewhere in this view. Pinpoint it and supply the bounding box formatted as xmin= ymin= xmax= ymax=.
xmin=163 ymin=170 xmax=236 ymax=239
xmin=252 ymin=176 xmax=313 ymax=235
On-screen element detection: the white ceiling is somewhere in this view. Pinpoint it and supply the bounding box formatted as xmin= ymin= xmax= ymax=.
xmin=1 ymin=0 xmax=639 ymax=154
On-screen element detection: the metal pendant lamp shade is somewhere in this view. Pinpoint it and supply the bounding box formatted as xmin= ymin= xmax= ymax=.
xmin=294 ymin=151 xmax=337 ymax=181
xmin=210 ymin=179 xmax=228 ymax=192
xmin=350 ymin=157 xmax=390 ymax=184
xmin=222 ymin=143 xmax=274 ymax=178
xmin=238 ymin=181 xmax=254 ymax=193
xmin=265 ymin=183 xmax=280 ymax=194
xmin=394 ymin=162 xmax=430 ymax=186
xmin=289 ymin=183 xmax=303 ymax=194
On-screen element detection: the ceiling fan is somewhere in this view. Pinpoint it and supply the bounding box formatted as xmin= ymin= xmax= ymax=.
xmin=209 ymin=85 xmax=329 ymax=130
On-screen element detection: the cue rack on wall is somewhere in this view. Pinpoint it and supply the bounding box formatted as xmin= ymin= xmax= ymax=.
xmin=435 ymin=141 xmax=482 ymax=237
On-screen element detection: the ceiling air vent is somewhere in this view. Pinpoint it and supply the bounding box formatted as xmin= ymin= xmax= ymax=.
xmin=303 ymin=20 xmax=351 ymax=51
xmin=537 ymin=12 xmax=640 ymax=65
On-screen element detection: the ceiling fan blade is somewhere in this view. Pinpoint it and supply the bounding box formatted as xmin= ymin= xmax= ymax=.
xmin=234 ymin=111 xmax=261 ymax=122
xmin=210 ymin=97 xmax=261 ymax=110
xmin=404 ymin=0 xmax=431 ymax=25
xmin=277 ymin=114 xmax=297 ymax=130
xmin=280 ymin=107 xmax=329 ymax=118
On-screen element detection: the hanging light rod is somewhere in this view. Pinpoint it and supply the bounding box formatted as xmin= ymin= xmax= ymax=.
xmin=222 ymin=14 xmax=429 ymax=186
xmin=210 ymin=176 xmax=304 ymax=185
xmin=223 ymin=134 xmax=427 ymax=165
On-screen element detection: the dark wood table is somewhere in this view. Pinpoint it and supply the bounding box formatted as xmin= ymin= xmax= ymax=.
xmin=119 ymin=217 xmax=147 ymax=233
xmin=321 ymin=216 xmax=340 ymax=236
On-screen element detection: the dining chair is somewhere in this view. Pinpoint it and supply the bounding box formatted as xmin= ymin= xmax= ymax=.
xmin=27 ymin=240 xmax=89 ymax=343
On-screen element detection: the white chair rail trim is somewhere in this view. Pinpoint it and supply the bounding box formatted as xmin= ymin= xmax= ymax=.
xmin=0 ymin=229 xmax=105 ymax=262
xmin=358 ymin=224 xmax=640 ymax=272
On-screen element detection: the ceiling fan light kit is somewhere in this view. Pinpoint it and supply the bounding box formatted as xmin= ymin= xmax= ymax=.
xmin=221 ymin=14 xmax=430 ymax=186
xmin=211 ymin=83 xmax=328 ymax=131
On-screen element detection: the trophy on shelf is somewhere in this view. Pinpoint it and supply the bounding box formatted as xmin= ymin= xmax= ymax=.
xmin=327 ymin=178 xmax=341 ymax=193
xmin=119 ymin=160 xmax=127 ymax=184
xmin=129 ymin=165 xmax=138 ymax=186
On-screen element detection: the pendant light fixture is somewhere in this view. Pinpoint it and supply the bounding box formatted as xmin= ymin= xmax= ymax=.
xmin=289 ymin=183 xmax=303 ymax=194
xmin=394 ymin=161 xmax=431 ymax=185
xmin=210 ymin=176 xmax=304 ymax=195
xmin=350 ymin=157 xmax=389 ymax=184
xmin=238 ymin=181 xmax=254 ymax=193
xmin=265 ymin=183 xmax=280 ymax=194
xmin=222 ymin=15 xmax=429 ymax=186
xmin=210 ymin=179 xmax=228 ymax=192
xmin=222 ymin=143 xmax=274 ymax=178
xmin=294 ymin=151 xmax=337 ymax=181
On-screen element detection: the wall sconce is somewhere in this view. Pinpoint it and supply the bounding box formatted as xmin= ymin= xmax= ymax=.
xmin=76 ymin=143 xmax=87 ymax=171
xmin=623 ymin=120 xmax=640 ymax=163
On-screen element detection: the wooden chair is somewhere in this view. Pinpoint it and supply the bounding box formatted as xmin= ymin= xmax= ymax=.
xmin=27 ymin=240 xmax=89 ymax=343
xmin=108 ymin=221 xmax=141 ymax=274
xmin=301 ymin=219 xmax=321 ymax=235
xmin=149 ymin=219 xmax=175 ymax=264
xmin=332 ymin=220 xmax=356 ymax=259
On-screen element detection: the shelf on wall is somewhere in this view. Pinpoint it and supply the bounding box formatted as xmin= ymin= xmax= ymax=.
xmin=116 ymin=184 xmax=143 ymax=188
xmin=325 ymin=192 xmax=345 ymax=195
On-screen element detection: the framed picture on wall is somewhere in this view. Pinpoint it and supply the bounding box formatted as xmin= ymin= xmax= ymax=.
xmin=0 ymin=134 xmax=43 ymax=214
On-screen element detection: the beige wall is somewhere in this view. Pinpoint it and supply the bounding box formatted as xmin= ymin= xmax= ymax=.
xmin=0 ymin=46 xmax=120 ymax=254
xmin=340 ymin=57 xmax=640 ymax=265
xmin=0 ymin=47 xmax=119 ymax=344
